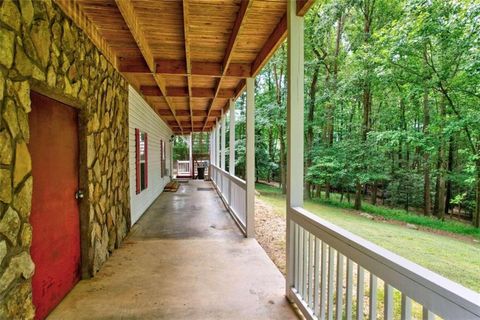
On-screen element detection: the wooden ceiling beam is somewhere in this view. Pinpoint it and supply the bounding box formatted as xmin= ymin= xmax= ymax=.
xmin=115 ymin=0 xmax=183 ymax=132
xmin=141 ymin=86 xmax=235 ymax=99
xmin=203 ymin=0 xmax=253 ymax=130
xmin=182 ymin=0 xmax=194 ymax=130
xmin=156 ymin=60 xmax=251 ymax=78
xmin=251 ymin=14 xmax=287 ymax=77
xmin=158 ymin=109 xmax=222 ymax=117
xmin=297 ymin=0 xmax=317 ymax=17
xmin=168 ymin=120 xmax=214 ymax=127
xmin=54 ymin=0 xmax=118 ymax=69
xmin=119 ymin=59 xmax=251 ymax=77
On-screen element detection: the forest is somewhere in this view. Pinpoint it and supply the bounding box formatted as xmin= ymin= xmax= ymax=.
xmin=174 ymin=0 xmax=480 ymax=228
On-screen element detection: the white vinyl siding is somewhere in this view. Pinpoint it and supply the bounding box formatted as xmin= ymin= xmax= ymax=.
xmin=128 ymin=85 xmax=172 ymax=225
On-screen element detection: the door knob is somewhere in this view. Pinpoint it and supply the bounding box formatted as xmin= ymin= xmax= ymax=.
xmin=75 ymin=190 xmax=84 ymax=200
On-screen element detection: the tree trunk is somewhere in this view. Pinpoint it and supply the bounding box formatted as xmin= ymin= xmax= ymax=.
xmin=435 ymin=97 xmax=447 ymax=220
xmin=475 ymin=159 xmax=480 ymax=228
xmin=354 ymin=181 xmax=362 ymax=210
xmin=279 ymin=125 xmax=287 ymax=195
xmin=305 ymin=66 xmax=320 ymax=199
xmin=423 ymin=87 xmax=432 ymax=215
xmin=371 ymin=182 xmax=378 ymax=205
xmin=445 ymin=136 xmax=455 ymax=217
xmin=267 ymin=127 xmax=275 ymax=182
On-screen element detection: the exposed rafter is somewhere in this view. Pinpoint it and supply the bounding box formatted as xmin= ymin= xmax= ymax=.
xmin=141 ymin=86 xmax=235 ymax=99
xmin=158 ymin=110 xmax=222 ymax=117
xmin=54 ymin=0 xmax=118 ymax=69
xmin=119 ymin=58 xmax=251 ymax=78
xmin=182 ymin=0 xmax=194 ymax=129
xmin=297 ymin=0 xmax=317 ymax=17
xmin=202 ymin=0 xmax=253 ymax=131
xmin=251 ymin=14 xmax=287 ymax=77
xmin=114 ymin=0 xmax=183 ymax=132
xmin=219 ymin=13 xmax=289 ymax=115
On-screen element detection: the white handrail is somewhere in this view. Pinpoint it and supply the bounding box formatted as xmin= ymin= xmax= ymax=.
xmin=288 ymin=206 xmax=480 ymax=320
xmin=210 ymin=164 xmax=247 ymax=235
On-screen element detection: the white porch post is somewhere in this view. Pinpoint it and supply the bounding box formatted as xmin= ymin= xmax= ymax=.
xmin=246 ymin=77 xmax=255 ymax=238
xmin=221 ymin=110 xmax=226 ymax=170
xmin=215 ymin=119 xmax=220 ymax=166
xmin=189 ymin=132 xmax=193 ymax=177
xmin=210 ymin=131 xmax=213 ymax=165
xmin=212 ymin=129 xmax=216 ymax=166
xmin=229 ymin=99 xmax=235 ymax=176
xmin=286 ymin=0 xmax=304 ymax=297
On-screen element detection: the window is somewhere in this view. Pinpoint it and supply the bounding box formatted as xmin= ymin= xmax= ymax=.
xmin=135 ymin=129 xmax=148 ymax=193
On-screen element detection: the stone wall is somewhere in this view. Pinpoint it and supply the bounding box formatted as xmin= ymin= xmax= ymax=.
xmin=0 ymin=0 xmax=130 ymax=318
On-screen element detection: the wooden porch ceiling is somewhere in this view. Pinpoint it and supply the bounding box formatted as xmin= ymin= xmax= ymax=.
xmin=55 ymin=0 xmax=315 ymax=134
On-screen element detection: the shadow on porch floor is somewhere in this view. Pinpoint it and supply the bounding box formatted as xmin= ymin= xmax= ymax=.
xmin=48 ymin=180 xmax=297 ymax=320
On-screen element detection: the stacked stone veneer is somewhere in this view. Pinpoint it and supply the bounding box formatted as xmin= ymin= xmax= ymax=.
xmin=0 ymin=0 xmax=130 ymax=317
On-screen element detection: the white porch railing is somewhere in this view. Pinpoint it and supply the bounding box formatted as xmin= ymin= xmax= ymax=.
xmin=288 ymin=207 xmax=480 ymax=320
xmin=177 ymin=160 xmax=190 ymax=176
xmin=210 ymin=164 xmax=247 ymax=235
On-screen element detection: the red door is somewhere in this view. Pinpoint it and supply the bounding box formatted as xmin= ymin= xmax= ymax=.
xmin=29 ymin=92 xmax=81 ymax=320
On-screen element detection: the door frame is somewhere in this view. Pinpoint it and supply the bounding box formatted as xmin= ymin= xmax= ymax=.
xmin=31 ymin=82 xmax=91 ymax=279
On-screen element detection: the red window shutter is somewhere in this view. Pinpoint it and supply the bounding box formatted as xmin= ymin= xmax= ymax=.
xmin=144 ymin=132 xmax=148 ymax=188
xmin=135 ymin=128 xmax=140 ymax=194
xmin=160 ymin=139 xmax=163 ymax=178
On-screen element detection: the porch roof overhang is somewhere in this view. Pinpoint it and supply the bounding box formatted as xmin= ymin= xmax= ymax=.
xmin=54 ymin=0 xmax=315 ymax=134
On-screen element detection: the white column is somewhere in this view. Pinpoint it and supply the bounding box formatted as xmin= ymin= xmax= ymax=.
xmin=211 ymin=130 xmax=215 ymax=165
xmin=189 ymin=132 xmax=193 ymax=177
xmin=221 ymin=110 xmax=226 ymax=170
xmin=246 ymin=77 xmax=255 ymax=238
xmin=215 ymin=119 xmax=220 ymax=166
xmin=210 ymin=132 xmax=213 ymax=165
xmin=286 ymin=0 xmax=304 ymax=297
xmin=229 ymin=99 xmax=236 ymax=176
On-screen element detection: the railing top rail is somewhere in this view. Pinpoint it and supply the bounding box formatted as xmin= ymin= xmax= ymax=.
xmin=290 ymin=206 xmax=480 ymax=320
xmin=210 ymin=164 xmax=246 ymax=189
xmin=177 ymin=160 xmax=190 ymax=163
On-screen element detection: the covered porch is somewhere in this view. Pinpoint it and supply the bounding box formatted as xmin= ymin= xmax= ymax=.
xmin=0 ymin=0 xmax=478 ymax=319
xmin=48 ymin=180 xmax=296 ymax=319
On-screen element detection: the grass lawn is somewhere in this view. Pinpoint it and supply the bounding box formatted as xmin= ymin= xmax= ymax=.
xmin=255 ymin=183 xmax=480 ymax=292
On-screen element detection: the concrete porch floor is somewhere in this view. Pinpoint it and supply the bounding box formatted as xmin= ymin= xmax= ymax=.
xmin=48 ymin=180 xmax=298 ymax=319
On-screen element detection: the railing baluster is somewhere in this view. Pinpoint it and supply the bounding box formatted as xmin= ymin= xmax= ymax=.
xmin=346 ymin=259 xmax=353 ymax=320
xmin=422 ymin=307 xmax=434 ymax=320
xmin=299 ymin=227 xmax=304 ymax=295
xmin=384 ymin=283 xmax=393 ymax=320
xmin=308 ymin=233 xmax=315 ymax=309
xmin=304 ymin=231 xmax=310 ymax=304
xmin=314 ymin=238 xmax=321 ymax=316
xmin=336 ymin=252 xmax=344 ymax=320
xmin=295 ymin=223 xmax=300 ymax=289
xmin=401 ymin=294 xmax=412 ymax=320
xmin=356 ymin=266 xmax=364 ymax=320
xmin=369 ymin=274 xmax=377 ymax=320
xmin=320 ymin=242 xmax=327 ymax=320
xmin=303 ymin=229 xmax=309 ymax=299
xmin=288 ymin=207 xmax=480 ymax=320
xmin=328 ymin=247 xmax=335 ymax=320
